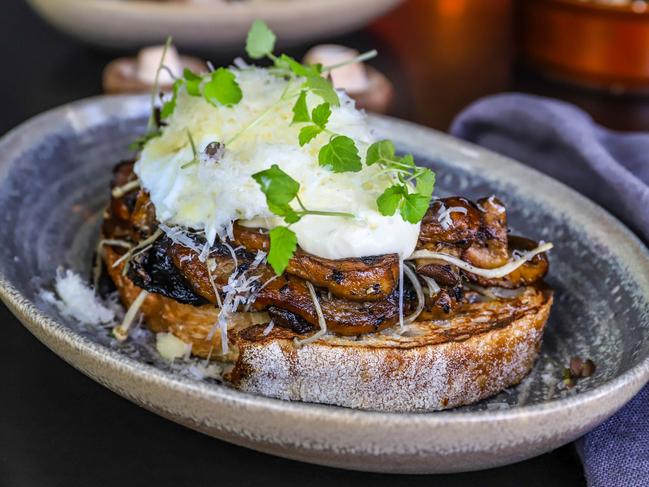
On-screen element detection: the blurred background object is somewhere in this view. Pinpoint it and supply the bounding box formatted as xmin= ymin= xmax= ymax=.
xmin=16 ymin=0 xmax=649 ymax=132
xmin=372 ymin=0 xmax=513 ymax=129
xmin=103 ymin=45 xmax=205 ymax=94
xmin=26 ymin=0 xmax=402 ymax=49
xmin=519 ymin=0 xmax=649 ymax=93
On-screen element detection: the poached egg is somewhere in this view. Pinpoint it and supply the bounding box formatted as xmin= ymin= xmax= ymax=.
xmin=135 ymin=67 xmax=419 ymax=260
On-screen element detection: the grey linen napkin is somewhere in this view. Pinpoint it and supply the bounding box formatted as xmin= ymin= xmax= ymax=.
xmin=450 ymin=93 xmax=649 ymax=487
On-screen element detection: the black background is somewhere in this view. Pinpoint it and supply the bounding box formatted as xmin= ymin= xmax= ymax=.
xmin=0 ymin=1 xmax=586 ymax=485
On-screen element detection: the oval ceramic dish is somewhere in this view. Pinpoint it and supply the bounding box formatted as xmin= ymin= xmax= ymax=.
xmin=26 ymin=0 xmax=402 ymax=50
xmin=1 ymin=95 xmax=648 ymax=474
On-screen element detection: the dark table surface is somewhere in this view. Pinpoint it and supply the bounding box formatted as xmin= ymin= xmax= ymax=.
xmin=8 ymin=0 xmax=645 ymax=484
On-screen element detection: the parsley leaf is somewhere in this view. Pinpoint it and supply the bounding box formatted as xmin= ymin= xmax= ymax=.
xmin=277 ymin=54 xmax=321 ymax=78
xmin=299 ymin=125 xmax=322 ymax=146
xmin=311 ymin=102 xmax=331 ymax=129
xmin=246 ymin=20 xmax=276 ymax=59
xmin=318 ymin=135 xmax=362 ymax=173
xmin=268 ymin=202 xmax=299 ymax=223
xmin=268 ymin=226 xmax=297 ymax=275
xmin=183 ymin=68 xmax=202 ymax=96
xmin=399 ymin=153 xmax=415 ymax=168
xmin=304 ymin=75 xmax=339 ymax=107
xmin=252 ymin=164 xmax=299 ymax=208
xmin=416 ymin=168 xmax=436 ymax=197
xmin=366 ymin=139 xmax=395 ymax=166
xmin=292 ymin=91 xmax=310 ymax=123
xmin=376 ymin=185 xmax=405 ymax=216
xmin=203 ymin=68 xmax=242 ymax=107
xmin=400 ymin=193 xmax=430 ymax=223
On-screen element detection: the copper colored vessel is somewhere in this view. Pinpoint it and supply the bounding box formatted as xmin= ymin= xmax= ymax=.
xmin=519 ymin=0 xmax=649 ymax=92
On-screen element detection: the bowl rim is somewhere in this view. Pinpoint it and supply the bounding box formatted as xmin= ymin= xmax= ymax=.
xmin=1 ymin=93 xmax=648 ymax=427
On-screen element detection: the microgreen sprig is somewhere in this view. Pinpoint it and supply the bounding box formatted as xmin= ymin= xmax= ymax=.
xmin=252 ymin=164 xmax=354 ymax=274
xmin=366 ymin=140 xmax=436 ymax=223
xmin=180 ymin=129 xmax=199 ymax=169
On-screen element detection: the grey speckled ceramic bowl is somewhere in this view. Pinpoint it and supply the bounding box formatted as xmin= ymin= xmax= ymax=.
xmin=1 ymin=95 xmax=648 ymax=474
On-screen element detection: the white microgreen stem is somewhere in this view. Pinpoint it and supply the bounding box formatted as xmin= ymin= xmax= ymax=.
xmin=322 ymin=49 xmax=378 ymax=72
xmin=148 ymin=36 xmax=173 ymax=131
xmin=159 ymin=64 xmax=179 ymax=81
xmin=111 ymin=180 xmax=141 ymax=199
xmin=299 ymin=209 xmax=356 ymax=218
xmin=294 ymin=195 xmax=354 ymax=219
xmin=295 ymin=194 xmax=308 ymax=211
xmin=226 ymin=82 xmax=299 ymax=147
xmin=113 ymin=289 xmax=149 ymax=342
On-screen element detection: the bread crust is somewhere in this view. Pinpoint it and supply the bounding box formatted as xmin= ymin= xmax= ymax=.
xmin=104 ymin=245 xmax=553 ymax=412
xmin=228 ymin=288 xmax=552 ymax=412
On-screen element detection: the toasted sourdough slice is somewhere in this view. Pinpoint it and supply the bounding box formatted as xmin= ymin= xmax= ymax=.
xmin=104 ymin=247 xmax=553 ymax=412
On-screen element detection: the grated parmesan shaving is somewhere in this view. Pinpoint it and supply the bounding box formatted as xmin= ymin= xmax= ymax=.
xmin=398 ymin=258 xmax=404 ymax=330
xmin=207 ymin=268 xmax=262 ymax=354
xmin=407 ymin=242 xmax=553 ymax=279
xmin=40 ymin=269 xmax=116 ymax=326
xmin=294 ymin=281 xmax=327 ymax=346
xmin=488 ymin=195 xmax=506 ymax=214
xmin=403 ymin=263 xmax=425 ymax=324
xmin=437 ymin=205 xmax=468 ymax=230
xmin=158 ymin=223 xmax=203 ymax=254
xmin=262 ymin=320 xmax=275 ymax=336
xmin=419 ymin=274 xmax=440 ymax=297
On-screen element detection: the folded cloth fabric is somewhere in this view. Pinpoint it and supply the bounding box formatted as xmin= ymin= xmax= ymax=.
xmin=450 ymin=93 xmax=649 ymax=487
xmin=450 ymin=93 xmax=649 ymax=242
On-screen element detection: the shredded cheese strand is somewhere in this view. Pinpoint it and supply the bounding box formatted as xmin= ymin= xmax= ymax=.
xmin=262 ymin=320 xmax=275 ymax=336
xmin=407 ymin=242 xmax=553 ymax=279
xmin=113 ymin=290 xmax=148 ymax=342
xmin=206 ymin=258 xmax=223 ymax=309
xmin=419 ymin=274 xmax=440 ymax=298
xmin=403 ymin=263 xmax=425 ymax=324
xmin=398 ymin=258 xmax=404 ymax=330
xmin=294 ymin=281 xmax=327 ymax=346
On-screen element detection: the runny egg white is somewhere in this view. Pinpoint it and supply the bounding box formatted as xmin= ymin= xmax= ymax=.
xmin=135 ymin=67 xmax=420 ymax=260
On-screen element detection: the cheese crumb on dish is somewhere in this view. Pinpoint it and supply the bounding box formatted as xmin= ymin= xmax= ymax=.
xmin=156 ymin=332 xmax=192 ymax=361
xmin=39 ymin=269 xmax=115 ymax=325
xmin=135 ymin=67 xmax=420 ymax=260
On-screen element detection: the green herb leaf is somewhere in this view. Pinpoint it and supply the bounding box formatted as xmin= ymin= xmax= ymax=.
xmin=318 ymin=135 xmax=361 ymax=173
xmin=399 ymin=153 xmax=415 ymax=168
xmin=376 ymin=185 xmax=405 ymax=216
xmin=400 ymin=192 xmax=430 ymax=224
xmin=246 ymin=20 xmax=276 ymax=59
xmin=277 ymin=54 xmax=321 ymax=78
xmin=291 ymin=91 xmax=310 ymax=123
xmin=366 ymin=140 xmax=395 ymax=166
xmin=304 ymin=75 xmax=339 ymax=107
xmin=183 ymin=68 xmax=202 ymax=96
xmin=298 ymin=125 xmax=322 ymax=146
xmin=267 ymin=226 xmax=298 ymax=275
xmin=203 ymin=68 xmax=242 ymax=107
xmin=416 ymin=168 xmax=436 ymax=197
xmin=311 ymin=102 xmax=331 ymax=129
xmin=267 ymin=203 xmax=300 ymax=223
xmin=160 ymin=79 xmax=182 ymax=119
xmin=252 ymin=164 xmax=300 ymax=208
